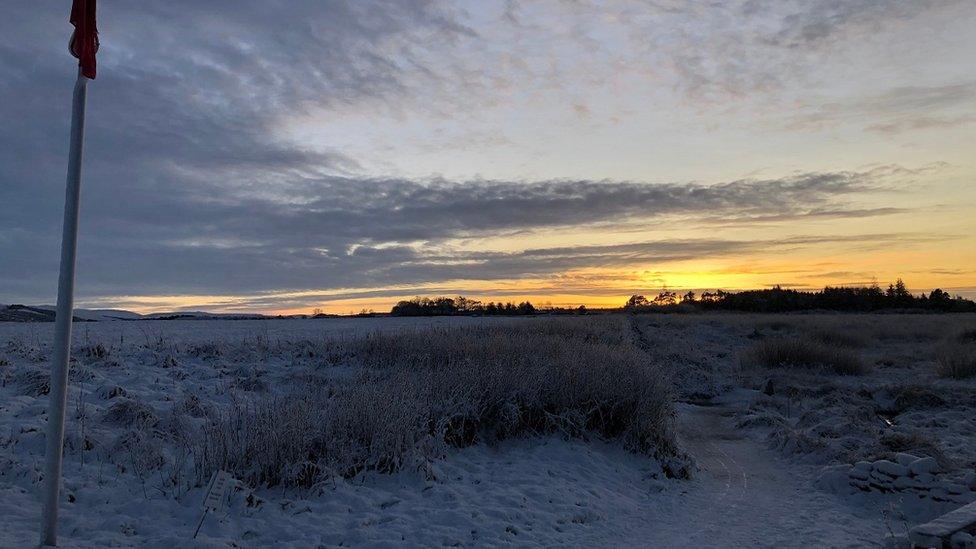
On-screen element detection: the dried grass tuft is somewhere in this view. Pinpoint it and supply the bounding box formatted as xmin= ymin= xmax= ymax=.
xmin=189 ymin=319 xmax=678 ymax=487
xmin=741 ymin=337 xmax=868 ymax=375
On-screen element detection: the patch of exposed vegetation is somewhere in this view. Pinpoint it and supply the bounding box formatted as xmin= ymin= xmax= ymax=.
xmin=741 ymin=337 xmax=867 ymax=375
xmin=935 ymin=342 xmax=976 ymax=379
xmin=190 ymin=319 xmax=680 ymax=487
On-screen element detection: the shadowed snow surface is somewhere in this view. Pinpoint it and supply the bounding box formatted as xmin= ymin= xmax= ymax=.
xmin=2 ymin=316 xmax=966 ymax=547
xmin=0 ymin=430 xmax=888 ymax=548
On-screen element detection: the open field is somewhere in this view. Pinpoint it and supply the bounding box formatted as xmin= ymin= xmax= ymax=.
xmin=1 ymin=314 xmax=975 ymax=547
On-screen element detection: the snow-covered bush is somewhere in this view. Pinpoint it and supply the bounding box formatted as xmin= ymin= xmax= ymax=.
xmin=189 ymin=318 xmax=678 ymax=487
xmin=741 ymin=337 xmax=868 ymax=375
xmin=78 ymin=342 xmax=109 ymax=362
xmin=103 ymin=398 xmax=159 ymax=428
xmin=11 ymin=366 xmax=50 ymax=396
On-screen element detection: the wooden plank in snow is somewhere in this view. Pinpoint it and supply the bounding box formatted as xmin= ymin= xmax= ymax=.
xmin=909 ymin=501 xmax=976 ymax=548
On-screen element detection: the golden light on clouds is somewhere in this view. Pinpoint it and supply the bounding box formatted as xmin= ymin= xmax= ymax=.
xmin=87 ymin=231 xmax=976 ymax=316
xmin=4 ymin=2 xmax=976 ymax=313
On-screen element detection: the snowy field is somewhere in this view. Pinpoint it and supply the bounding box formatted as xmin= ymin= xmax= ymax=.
xmin=1 ymin=314 xmax=974 ymax=547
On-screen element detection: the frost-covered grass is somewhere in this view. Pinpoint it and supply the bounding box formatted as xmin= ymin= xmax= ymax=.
xmin=0 ymin=317 xmax=678 ymax=498
xmin=741 ymin=337 xmax=868 ymax=375
xmin=191 ymin=320 xmax=678 ymax=487
xmin=1 ymin=313 xmax=974 ymax=546
xmin=724 ymin=313 xmax=976 ymax=478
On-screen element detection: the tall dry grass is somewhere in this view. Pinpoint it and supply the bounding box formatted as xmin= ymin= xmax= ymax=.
xmin=935 ymin=342 xmax=976 ymax=379
xmin=189 ymin=318 xmax=678 ymax=487
xmin=740 ymin=337 xmax=867 ymax=375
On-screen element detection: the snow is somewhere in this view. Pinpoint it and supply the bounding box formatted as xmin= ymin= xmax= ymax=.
xmin=909 ymin=501 xmax=976 ymax=547
xmin=1 ymin=314 xmax=974 ymax=547
xmin=0 ymin=316 xmax=519 ymax=343
xmin=0 ymin=414 xmax=887 ymax=547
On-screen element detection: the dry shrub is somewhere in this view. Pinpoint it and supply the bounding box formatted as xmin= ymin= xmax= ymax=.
xmin=103 ymin=399 xmax=159 ymax=428
xmin=113 ymin=429 xmax=166 ymax=470
xmin=186 ymin=341 xmax=222 ymax=360
xmin=78 ymin=342 xmax=109 ymax=363
xmin=808 ymin=328 xmax=867 ymax=348
xmin=98 ymin=384 xmax=127 ymax=400
xmin=231 ymin=369 xmax=268 ymax=392
xmin=957 ymin=328 xmax=976 ymax=343
xmin=69 ymin=363 xmax=99 ymax=382
xmin=191 ymin=318 xmax=678 ymax=488
xmin=866 ymin=316 xmax=948 ymax=343
xmin=12 ymin=367 xmax=50 ymax=396
xmin=878 ymin=431 xmax=950 ymax=469
xmin=757 ymin=319 xmax=796 ymax=332
xmin=177 ymin=392 xmax=209 ymax=417
xmin=3 ymin=336 xmax=46 ymax=362
xmin=935 ymin=342 xmax=976 ymax=379
xmin=878 ymin=385 xmax=947 ymax=413
xmin=741 ymin=337 xmax=867 ymax=375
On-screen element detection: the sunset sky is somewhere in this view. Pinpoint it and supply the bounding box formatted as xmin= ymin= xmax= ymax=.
xmin=2 ymin=1 xmax=975 ymax=314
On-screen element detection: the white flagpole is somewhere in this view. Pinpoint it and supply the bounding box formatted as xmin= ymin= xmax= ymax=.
xmin=40 ymin=68 xmax=89 ymax=548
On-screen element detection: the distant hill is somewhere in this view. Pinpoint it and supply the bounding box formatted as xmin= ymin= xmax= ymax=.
xmin=29 ymin=305 xmax=145 ymax=321
xmin=0 ymin=304 xmax=272 ymax=322
xmin=141 ymin=311 xmax=270 ymax=320
xmin=0 ymin=304 xmax=93 ymax=322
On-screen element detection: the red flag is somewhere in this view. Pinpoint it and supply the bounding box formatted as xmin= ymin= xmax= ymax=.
xmin=69 ymin=0 xmax=98 ymax=79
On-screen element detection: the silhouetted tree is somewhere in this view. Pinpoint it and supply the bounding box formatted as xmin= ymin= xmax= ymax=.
xmin=624 ymin=295 xmax=650 ymax=310
xmin=454 ymin=296 xmax=482 ymax=314
xmin=928 ymin=288 xmax=952 ymax=311
xmin=699 ymin=291 xmax=720 ymax=302
xmin=653 ymin=290 xmax=677 ymax=306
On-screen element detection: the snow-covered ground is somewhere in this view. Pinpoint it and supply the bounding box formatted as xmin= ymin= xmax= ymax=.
xmin=0 ymin=316 xmax=517 ymax=345
xmin=0 ymin=314 xmax=973 ymax=547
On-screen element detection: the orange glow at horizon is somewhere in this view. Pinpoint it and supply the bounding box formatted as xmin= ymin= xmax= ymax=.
xmin=73 ymin=177 xmax=976 ymax=316
xmin=80 ymin=263 xmax=976 ymax=317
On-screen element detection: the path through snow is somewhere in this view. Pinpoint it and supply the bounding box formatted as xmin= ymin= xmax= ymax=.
xmin=648 ymin=393 xmax=889 ymax=547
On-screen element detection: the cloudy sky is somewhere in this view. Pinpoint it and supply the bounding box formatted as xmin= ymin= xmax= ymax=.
xmin=2 ymin=0 xmax=974 ymax=313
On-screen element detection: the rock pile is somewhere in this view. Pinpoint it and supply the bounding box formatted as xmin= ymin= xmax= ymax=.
xmin=844 ymin=454 xmax=976 ymax=505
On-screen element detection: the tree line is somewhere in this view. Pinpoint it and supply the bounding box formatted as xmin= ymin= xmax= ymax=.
xmin=390 ymin=296 xmax=539 ymax=316
xmin=623 ymin=279 xmax=976 ymax=313
xmin=388 ymin=280 xmax=974 ymax=316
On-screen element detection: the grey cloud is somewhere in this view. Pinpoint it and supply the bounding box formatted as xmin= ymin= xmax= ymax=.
xmin=0 ymin=0 xmax=469 ymax=303
xmin=0 ymin=0 xmax=465 ymax=228
xmin=790 ymin=82 xmax=976 ymax=132
xmin=797 ymin=271 xmax=874 ymax=279
xmin=698 ymin=206 xmax=908 ymax=226
xmin=0 ymin=1 xmax=958 ymax=308
xmin=625 ymin=0 xmax=973 ymax=103
xmin=867 ymin=114 xmax=976 ymax=134
xmin=911 ymin=268 xmax=973 ymax=276
xmin=0 ymin=153 xmax=928 ymax=303
xmin=763 ymin=0 xmax=954 ymax=47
